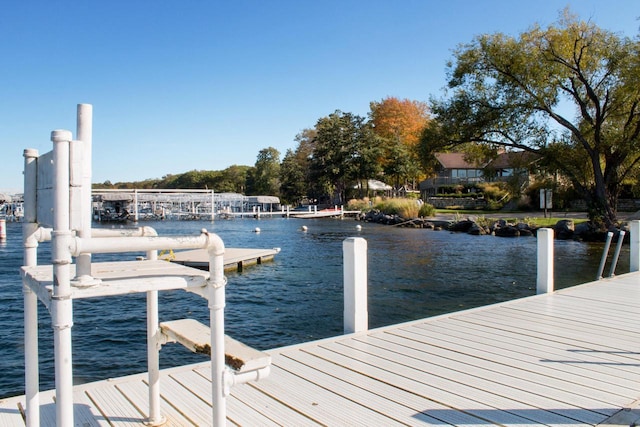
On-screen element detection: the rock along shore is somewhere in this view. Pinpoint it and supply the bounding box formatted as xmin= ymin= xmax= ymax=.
xmin=357 ymin=210 xmax=632 ymax=242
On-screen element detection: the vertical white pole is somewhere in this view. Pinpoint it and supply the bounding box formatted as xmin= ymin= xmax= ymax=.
xmin=76 ymin=104 xmax=92 ymax=279
xmin=134 ymin=189 xmax=139 ymax=222
xmin=536 ymin=228 xmax=554 ymax=294
xmin=211 ymin=190 xmax=215 ymax=221
xmin=23 ymin=148 xmax=40 ymax=427
xmin=144 ymin=248 xmax=163 ymax=424
xmin=343 ymin=237 xmax=368 ymax=334
xmin=631 ymin=221 xmax=640 ymax=272
xmin=51 ymin=130 xmax=74 ymax=427
xmin=146 ymin=290 xmax=164 ymax=425
xmin=206 ymin=234 xmax=226 ymax=426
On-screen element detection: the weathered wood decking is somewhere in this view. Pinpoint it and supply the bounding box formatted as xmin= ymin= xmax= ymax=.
xmin=2 ymin=271 xmax=640 ymax=426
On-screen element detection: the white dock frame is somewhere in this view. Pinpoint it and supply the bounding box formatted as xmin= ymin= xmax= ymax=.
xmin=20 ymin=104 xmax=268 ymax=427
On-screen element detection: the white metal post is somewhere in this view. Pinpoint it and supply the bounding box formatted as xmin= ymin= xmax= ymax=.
xmin=51 ymin=130 xmax=75 ymax=427
xmin=146 ymin=289 xmax=164 ymax=426
xmin=205 ymin=232 xmax=226 ymax=426
xmin=211 ymin=190 xmax=216 ymax=221
xmin=145 ymin=246 xmax=163 ymax=425
xmin=536 ymin=228 xmax=554 ymax=294
xmin=23 ymin=148 xmax=40 ymax=427
xmin=75 ymin=104 xmax=92 ymax=280
xmin=631 ymin=221 xmax=640 ymax=272
xmin=134 ymin=189 xmax=139 ymax=222
xmin=343 ymin=237 xmax=368 ymax=333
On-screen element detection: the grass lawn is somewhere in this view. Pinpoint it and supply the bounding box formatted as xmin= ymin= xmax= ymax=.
xmin=434 ymin=209 xmax=589 ymax=227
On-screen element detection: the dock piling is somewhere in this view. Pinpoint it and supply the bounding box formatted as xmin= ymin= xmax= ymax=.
xmin=343 ymin=237 xmax=368 ymax=334
xmin=631 ymin=220 xmax=640 ymax=272
xmin=536 ymin=228 xmax=554 ymax=294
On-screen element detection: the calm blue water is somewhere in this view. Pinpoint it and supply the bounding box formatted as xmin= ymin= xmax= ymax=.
xmin=0 ymin=217 xmax=629 ymax=398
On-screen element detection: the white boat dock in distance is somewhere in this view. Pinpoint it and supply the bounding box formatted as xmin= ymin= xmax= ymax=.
xmin=3 ymin=270 xmax=640 ymax=426
xmin=223 ymin=207 xmax=362 ymax=219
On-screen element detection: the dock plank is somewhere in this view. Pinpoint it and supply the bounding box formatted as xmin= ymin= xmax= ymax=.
xmin=192 ymin=365 xmax=322 ymax=426
xmin=0 ymin=403 xmax=24 ymax=427
xmin=84 ymin=383 xmax=147 ymax=426
xmin=72 ymin=390 xmax=111 ymax=426
xmin=319 ymin=340 xmax=591 ymax=426
xmin=347 ymin=334 xmax=610 ymax=424
xmin=273 ymin=351 xmax=446 ymax=426
xmin=407 ymin=320 xmax=640 ymax=397
xmin=251 ymin=359 xmax=406 ymax=426
xmin=303 ymin=343 xmax=543 ymax=426
xmin=229 ymin=382 xmax=321 ymax=426
xmin=114 ymin=378 xmax=197 ymax=426
xmin=281 ymin=348 xmax=487 ymax=426
xmin=168 ymin=367 xmax=281 ymax=427
xmin=4 ymin=271 xmax=640 ymax=426
xmin=158 ymin=371 xmax=214 ymax=426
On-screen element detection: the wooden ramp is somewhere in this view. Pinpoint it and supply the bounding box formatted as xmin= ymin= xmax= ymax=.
xmin=166 ymin=247 xmax=281 ymax=271
xmin=3 ymin=271 xmax=640 ymax=426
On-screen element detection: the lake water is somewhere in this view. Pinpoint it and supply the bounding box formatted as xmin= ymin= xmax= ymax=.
xmin=0 ymin=217 xmax=630 ymax=398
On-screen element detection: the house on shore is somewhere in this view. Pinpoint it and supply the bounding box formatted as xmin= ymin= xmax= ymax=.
xmin=419 ymin=151 xmax=539 ymax=198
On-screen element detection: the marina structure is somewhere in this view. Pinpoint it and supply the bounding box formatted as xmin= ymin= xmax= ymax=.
xmin=92 ymin=189 xmax=360 ymax=222
xmin=4 ymin=104 xmax=640 ymax=426
xmin=92 ymin=190 xmax=277 ymax=222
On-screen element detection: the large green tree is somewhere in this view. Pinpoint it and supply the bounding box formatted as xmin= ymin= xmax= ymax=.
xmin=421 ymin=10 xmax=640 ymax=227
xmin=369 ymin=97 xmax=430 ymax=189
xmin=246 ymin=147 xmax=281 ymax=196
xmin=310 ymin=110 xmax=382 ymax=204
xmin=279 ymin=128 xmax=316 ymax=204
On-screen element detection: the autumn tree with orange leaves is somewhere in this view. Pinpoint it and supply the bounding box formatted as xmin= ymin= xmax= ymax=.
xmin=369 ymin=97 xmax=430 ymax=190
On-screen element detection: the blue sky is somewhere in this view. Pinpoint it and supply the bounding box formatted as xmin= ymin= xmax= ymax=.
xmin=1 ymin=1 xmax=638 ymax=192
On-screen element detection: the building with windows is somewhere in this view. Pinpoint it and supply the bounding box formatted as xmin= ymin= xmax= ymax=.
xmin=419 ymin=151 xmax=539 ymax=197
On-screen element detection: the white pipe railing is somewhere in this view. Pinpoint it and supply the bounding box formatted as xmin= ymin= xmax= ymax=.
xmin=68 ymin=232 xmax=219 ymax=257
xmin=51 ymin=129 xmax=75 ymax=426
xmin=146 ymin=290 xmax=163 ymax=425
xmin=75 ymin=104 xmax=92 ymax=281
xmin=22 ymin=148 xmax=39 ymax=427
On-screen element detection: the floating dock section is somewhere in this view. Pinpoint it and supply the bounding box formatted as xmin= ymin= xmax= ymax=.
xmin=167 ymin=247 xmax=281 ymax=271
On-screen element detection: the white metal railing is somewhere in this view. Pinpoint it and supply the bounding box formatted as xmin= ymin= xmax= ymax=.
xmin=21 ymin=104 xmax=266 ymax=427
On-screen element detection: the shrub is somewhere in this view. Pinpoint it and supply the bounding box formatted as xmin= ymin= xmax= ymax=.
xmin=418 ymin=203 xmax=435 ymax=217
xmin=346 ymin=198 xmax=370 ymax=211
xmin=373 ymin=198 xmax=420 ymax=219
xmin=477 ymin=182 xmax=508 ymax=201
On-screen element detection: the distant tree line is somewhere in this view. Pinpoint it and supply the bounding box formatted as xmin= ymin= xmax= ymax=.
xmin=94 ymin=10 xmax=640 ymax=227
xmin=94 ymin=97 xmax=431 ymax=206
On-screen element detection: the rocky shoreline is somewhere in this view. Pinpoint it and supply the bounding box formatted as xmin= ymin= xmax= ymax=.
xmin=358 ymin=210 xmax=632 ymax=242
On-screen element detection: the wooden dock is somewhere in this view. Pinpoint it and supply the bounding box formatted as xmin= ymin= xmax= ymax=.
xmin=2 ymin=271 xmax=640 ymax=426
xmin=167 ymin=247 xmax=281 ymax=271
